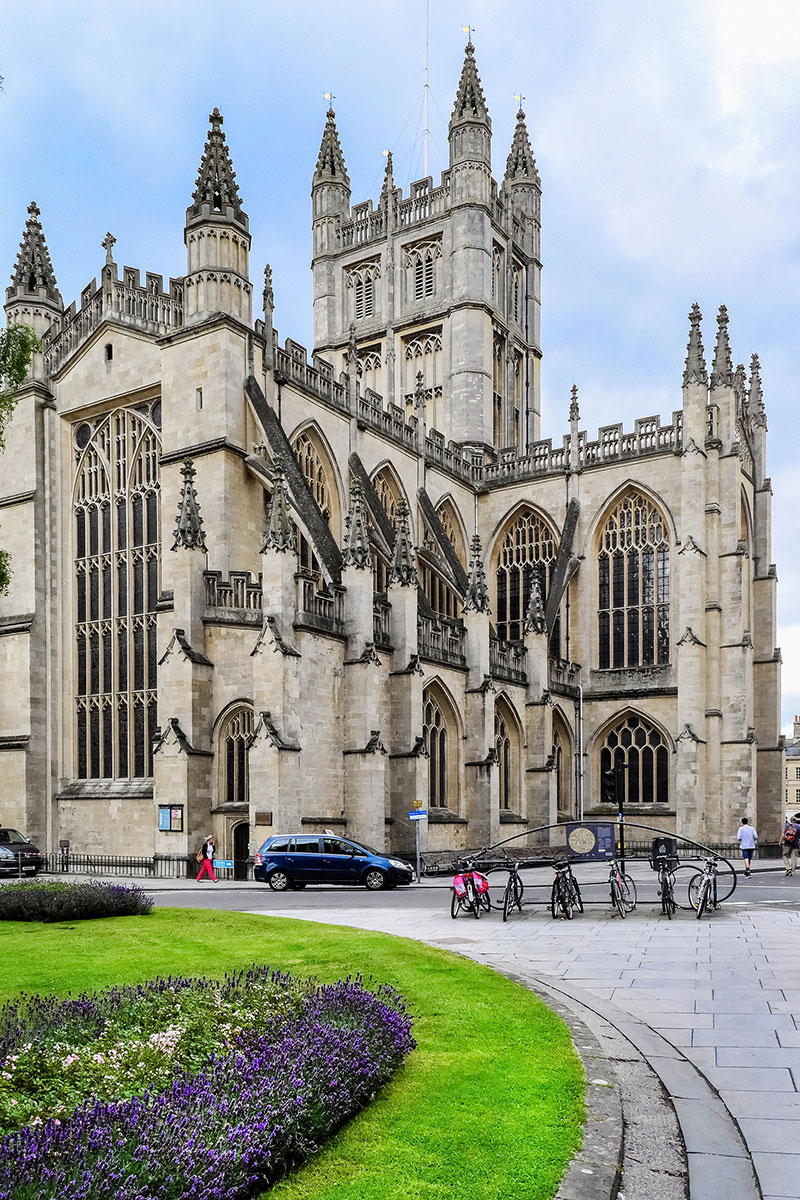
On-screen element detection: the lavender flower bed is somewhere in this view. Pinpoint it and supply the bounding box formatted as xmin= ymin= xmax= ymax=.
xmin=0 ymin=976 xmax=414 ymax=1200
xmin=0 ymin=881 xmax=153 ymax=922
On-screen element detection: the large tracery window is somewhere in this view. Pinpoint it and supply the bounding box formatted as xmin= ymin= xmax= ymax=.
xmin=597 ymin=492 xmax=670 ymax=669
xmin=599 ymin=713 xmax=669 ymax=806
xmin=495 ymin=508 xmax=558 ymax=644
xmin=219 ymin=706 xmax=253 ymax=806
xmin=74 ymin=401 xmax=161 ymax=780
xmin=292 ymin=431 xmax=332 ymax=582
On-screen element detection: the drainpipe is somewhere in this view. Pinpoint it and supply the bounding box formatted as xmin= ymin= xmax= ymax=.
xmin=576 ymin=681 xmax=584 ymax=821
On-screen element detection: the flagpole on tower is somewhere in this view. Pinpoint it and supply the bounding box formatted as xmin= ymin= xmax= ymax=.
xmin=424 ymin=0 xmax=430 ymax=178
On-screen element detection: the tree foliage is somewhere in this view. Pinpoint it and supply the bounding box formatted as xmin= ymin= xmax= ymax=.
xmin=0 ymin=322 xmax=39 ymax=593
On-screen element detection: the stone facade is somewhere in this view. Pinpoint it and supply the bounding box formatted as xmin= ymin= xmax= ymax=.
xmin=0 ymin=45 xmax=783 ymax=865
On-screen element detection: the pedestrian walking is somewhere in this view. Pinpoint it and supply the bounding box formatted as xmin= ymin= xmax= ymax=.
xmin=736 ymin=818 xmax=757 ymax=876
xmin=196 ymin=834 xmax=217 ymax=882
xmin=780 ymin=815 xmax=800 ymax=877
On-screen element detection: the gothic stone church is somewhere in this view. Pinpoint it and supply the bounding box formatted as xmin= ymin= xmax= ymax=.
xmin=0 ymin=44 xmax=783 ymax=865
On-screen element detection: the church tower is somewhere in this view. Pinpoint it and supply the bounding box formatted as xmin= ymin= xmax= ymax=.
xmin=312 ymin=108 xmax=351 ymax=348
xmin=184 ymin=109 xmax=252 ymax=325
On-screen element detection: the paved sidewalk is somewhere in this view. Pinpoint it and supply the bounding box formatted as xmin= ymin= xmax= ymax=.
xmin=254 ymin=900 xmax=800 ymax=1200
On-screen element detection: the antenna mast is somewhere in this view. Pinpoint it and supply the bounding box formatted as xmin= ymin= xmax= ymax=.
xmin=424 ymin=0 xmax=430 ymax=177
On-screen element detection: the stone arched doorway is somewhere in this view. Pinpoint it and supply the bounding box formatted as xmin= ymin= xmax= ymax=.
xmin=233 ymin=822 xmax=250 ymax=880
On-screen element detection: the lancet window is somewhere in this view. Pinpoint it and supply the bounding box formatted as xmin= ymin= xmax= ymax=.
xmin=359 ymin=348 xmax=383 ymax=397
xmin=292 ymin=431 xmax=332 ymax=581
xmin=404 ymin=330 xmax=443 ymax=431
xmin=345 ymin=261 xmax=380 ymax=322
xmin=73 ymin=400 xmax=161 ymax=780
xmin=597 ymin=492 xmax=670 ymax=669
xmin=218 ymin=705 xmax=253 ymax=806
xmin=423 ymin=689 xmax=448 ymax=808
xmin=405 ymin=239 xmax=441 ymax=302
xmin=371 ymin=468 xmax=402 ymax=594
xmin=599 ymin=713 xmax=669 ymax=806
xmin=494 ymin=508 xmax=558 ymax=643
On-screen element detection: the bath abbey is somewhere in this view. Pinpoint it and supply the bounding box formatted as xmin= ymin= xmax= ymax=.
xmin=0 ymin=43 xmax=783 ymax=867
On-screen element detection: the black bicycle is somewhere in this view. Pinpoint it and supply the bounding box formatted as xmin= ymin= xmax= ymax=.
xmin=654 ymin=854 xmax=677 ymax=919
xmin=501 ymin=862 xmax=525 ymax=921
xmin=550 ymin=858 xmax=583 ymax=920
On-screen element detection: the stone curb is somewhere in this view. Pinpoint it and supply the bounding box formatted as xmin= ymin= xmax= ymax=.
xmin=500 ymin=969 xmax=625 ymax=1200
xmin=524 ymin=974 xmax=761 ymax=1200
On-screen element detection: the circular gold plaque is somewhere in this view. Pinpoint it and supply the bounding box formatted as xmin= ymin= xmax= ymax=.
xmin=567 ymin=826 xmax=596 ymax=855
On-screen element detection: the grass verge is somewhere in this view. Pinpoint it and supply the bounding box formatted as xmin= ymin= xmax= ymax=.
xmin=0 ymin=909 xmax=584 ymax=1199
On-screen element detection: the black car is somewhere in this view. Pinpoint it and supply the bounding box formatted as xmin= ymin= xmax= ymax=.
xmin=0 ymin=829 xmax=43 ymax=875
xmin=254 ymin=834 xmax=414 ymax=891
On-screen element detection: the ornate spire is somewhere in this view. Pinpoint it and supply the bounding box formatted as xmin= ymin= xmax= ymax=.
xmin=523 ymin=575 xmax=546 ymax=635
xmin=262 ymin=264 xmax=274 ymax=315
xmin=379 ymin=150 xmax=395 ymax=206
xmin=450 ymin=41 xmax=491 ymax=128
xmin=504 ymin=107 xmax=540 ymax=187
xmin=463 ymin=534 xmax=490 ymax=614
xmin=262 ymin=463 xmax=295 ymax=553
xmin=171 ymin=459 xmax=207 ymax=552
xmin=569 ymin=384 xmax=580 ymax=423
xmin=734 ymin=362 xmax=747 ymax=417
xmin=342 ymin=479 xmax=371 ymax=569
xmin=189 ymin=108 xmax=246 ymax=226
xmin=346 ymin=322 xmax=359 ymax=375
xmin=388 ymin=499 xmax=417 ymax=586
xmin=682 ymin=303 xmax=708 ymax=387
xmin=7 ymin=201 xmax=61 ymax=305
xmin=710 ymin=304 xmax=733 ymax=389
xmin=313 ymin=108 xmax=351 ymax=188
xmin=748 ymin=353 xmax=767 ymax=429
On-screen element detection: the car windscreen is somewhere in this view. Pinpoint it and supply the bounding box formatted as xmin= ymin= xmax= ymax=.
xmin=344 ymin=840 xmax=379 ymax=856
xmin=0 ymin=830 xmax=28 ymax=844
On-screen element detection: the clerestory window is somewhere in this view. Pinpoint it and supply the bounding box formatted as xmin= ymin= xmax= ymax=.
xmin=597 ymin=492 xmax=670 ymax=669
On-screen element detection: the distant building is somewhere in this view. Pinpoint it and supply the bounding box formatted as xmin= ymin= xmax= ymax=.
xmin=0 ymin=43 xmax=783 ymax=866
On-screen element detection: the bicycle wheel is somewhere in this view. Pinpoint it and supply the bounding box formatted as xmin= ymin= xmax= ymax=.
xmin=450 ymin=889 xmax=462 ymax=919
xmin=503 ymin=878 xmax=515 ymax=922
xmin=572 ymin=877 xmax=584 ymax=914
xmin=558 ymin=877 xmax=574 ymax=919
xmin=696 ymin=878 xmax=710 ymax=919
xmin=687 ymin=872 xmax=703 ymax=910
xmin=714 ymin=859 xmax=737 ymax=903
xmin=620 ymin=874 xmax=637 ymax=912
xmin=466 ymin=882 xmax=481 ymax=919
xmin=480 ymin=890 xmax=492 ymax=914
xmin=661 ymin=875 xmax=676 ymax=919
xmin=611 ymin=878 xmax=626 ymax=918
xmin=550 ymin=880 xmax=559 ymax=919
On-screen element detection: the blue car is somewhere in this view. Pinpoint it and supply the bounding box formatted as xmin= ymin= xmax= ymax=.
xmin=253 ymin=834 xmax=414 ymax=891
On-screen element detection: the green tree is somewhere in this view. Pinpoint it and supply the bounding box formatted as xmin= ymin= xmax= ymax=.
xmin=0 ymin=323 xmax=40 ymax=593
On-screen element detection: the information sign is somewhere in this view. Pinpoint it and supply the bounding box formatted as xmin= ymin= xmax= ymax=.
xmin=408 ymin=810 xmax=428 ymax=821
xmin=565 ymin=822 xmax=616 ymax=861
xmin=213 ymin=859 xmax=234 ymax=869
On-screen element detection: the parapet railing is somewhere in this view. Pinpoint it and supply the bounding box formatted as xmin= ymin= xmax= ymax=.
xmin=417 ymin=616 xmax=466 ymax=667
xmin=489 ymin=636 xmax=527 ymax=684
xmin=204 ymin=571 xmax=263 ymax=611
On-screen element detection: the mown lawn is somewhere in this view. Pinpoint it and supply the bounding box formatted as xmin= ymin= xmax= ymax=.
xmin=1 ymin=909 xmax=584 ymax=1199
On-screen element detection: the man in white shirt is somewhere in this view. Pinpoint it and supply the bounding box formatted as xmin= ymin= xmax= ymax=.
xmin=737 ymin=818 xmax=757 ymax=877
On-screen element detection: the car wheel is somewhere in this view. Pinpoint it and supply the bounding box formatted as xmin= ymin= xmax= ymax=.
xmin=268 ymin=869 xmax=291 ymax=892
xmin=364 ymin=868 xmax=387 ymax=891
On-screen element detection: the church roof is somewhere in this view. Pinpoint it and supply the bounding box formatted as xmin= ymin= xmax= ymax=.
xmin=189 ymin=108 xmax=247 ymax=228
xmin=449 ymin=42 xmax=491 ymax=129
xmin=314 ymin=109 xmax=351 ymax=188
xmin=8 ymin=201 xmax=62 ymax=306
xmin=504 ymin=108 xmax=540 ymax=187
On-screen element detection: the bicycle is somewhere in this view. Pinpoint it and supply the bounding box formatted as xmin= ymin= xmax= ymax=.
xmin=550 ymin=858 xmax=584 ymax=920
xmin=608 ymin=857 xmax=637 ymax=918
xmin=501 ymin=862 xmax=525 ymax=921
xmin=653 ymin=854 xmax=677 ymax=919
xmin=450 ymin=858 xmax=491 ymax=919
xmin=688 ymin=855 xmax=720 ymax=918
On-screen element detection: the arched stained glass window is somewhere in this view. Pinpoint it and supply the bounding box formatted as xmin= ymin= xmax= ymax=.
xmin=494 ymin=508 xmax=558 ymax=643
xmin=597 ymin=492 xmax=670 ymax=669
xmin=599 ymin=713 xmax=669 ymax=806
xmin=423 ymin=689 xmax=448 ymax=808
xmin=73 ymin=400 xmax=161 ymax=780
xmin=495 ymin=709 xmax=513 ymax=810
xmin=291 ymin=431 xmax=332 ymax=582
xmin=219 ymin=706 xmax=253 ymax=806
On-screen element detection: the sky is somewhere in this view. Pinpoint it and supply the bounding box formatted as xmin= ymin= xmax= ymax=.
xmin=2 ymin=0 xmax=800 ymax=732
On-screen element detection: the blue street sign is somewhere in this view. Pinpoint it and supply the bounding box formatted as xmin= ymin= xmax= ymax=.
xmin=408 ymin=810 xmax=428 ymax=821
xmin=213 ymin=859 xmax=234 ymax=868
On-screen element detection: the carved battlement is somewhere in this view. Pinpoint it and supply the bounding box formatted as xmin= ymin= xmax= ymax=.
xmin=42 ymin=265 xmax=183 ymax=376
xmin=204 ymin=570 xmax=262 ymax=612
